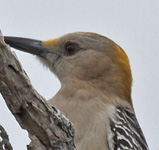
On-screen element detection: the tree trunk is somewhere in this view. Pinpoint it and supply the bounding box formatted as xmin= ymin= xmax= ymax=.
xmin=0 ymin=31 xmax=75 ymax=150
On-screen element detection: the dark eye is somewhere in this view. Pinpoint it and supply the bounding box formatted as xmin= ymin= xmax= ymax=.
xmin=64 ymin=42 xmax=80 ymax=55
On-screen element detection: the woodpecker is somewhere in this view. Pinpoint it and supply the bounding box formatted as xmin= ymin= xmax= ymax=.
xmin=4 ymin=32 xmax=149 ymax=150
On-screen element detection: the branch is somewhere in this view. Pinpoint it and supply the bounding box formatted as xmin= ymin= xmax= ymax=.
xmin=0 ymin=31 xmax=75 ymax=150
xmin=0 ymin=125 xmax=13 ymax=150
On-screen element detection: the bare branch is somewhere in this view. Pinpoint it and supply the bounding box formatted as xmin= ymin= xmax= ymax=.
xmin=0 ymin=125 xmax=13 ymax=150
xmin=0 ymin=31 xmax=75 ymax=150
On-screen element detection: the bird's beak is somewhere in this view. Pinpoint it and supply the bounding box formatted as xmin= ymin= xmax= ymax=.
xmin=4 ymin=36 xmax=60 ymax=59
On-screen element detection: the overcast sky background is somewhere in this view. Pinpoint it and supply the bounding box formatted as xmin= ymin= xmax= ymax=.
xmin=0 ymin=0 xmax=159 ymax=149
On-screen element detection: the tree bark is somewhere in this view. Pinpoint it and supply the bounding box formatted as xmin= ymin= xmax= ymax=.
xmin=0 ymin=125 xmax=13 ymax=150
xmin=0 ymin=31 xmax=75 ymax=150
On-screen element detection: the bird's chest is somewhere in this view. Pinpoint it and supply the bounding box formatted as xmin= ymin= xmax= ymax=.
xmin=48 ymin=96 xmax=110 ymax=150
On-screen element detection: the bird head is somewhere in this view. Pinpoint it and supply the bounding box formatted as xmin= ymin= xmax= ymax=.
xmin=4 ymin=32 xmax=132 ymax=104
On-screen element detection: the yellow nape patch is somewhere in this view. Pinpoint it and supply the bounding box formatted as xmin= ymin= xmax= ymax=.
xmin=115 ymin=45 xmax=132 ymax=80
xmin=42 ymin=38 xmax=59 ymax=49
xmin=114 ymin=44 xmax=133 ymax=104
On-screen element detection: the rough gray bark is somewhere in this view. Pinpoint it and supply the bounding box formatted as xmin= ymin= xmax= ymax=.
xmin=0 ymin=31 xmax=75 ymax=150
xmin=0 ymin=125 xmax=13 ymax=150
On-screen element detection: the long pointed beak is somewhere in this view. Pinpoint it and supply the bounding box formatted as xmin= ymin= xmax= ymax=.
xmin=4 ymin=36 xmax=60 ymax=58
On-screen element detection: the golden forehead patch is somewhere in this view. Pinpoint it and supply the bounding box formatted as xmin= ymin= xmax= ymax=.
xmin=42 ymin=38 xmax=59 ymax=49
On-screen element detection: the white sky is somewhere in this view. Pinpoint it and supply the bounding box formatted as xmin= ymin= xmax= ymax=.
xmin=0 ymin=0 xmax=159 ymax=149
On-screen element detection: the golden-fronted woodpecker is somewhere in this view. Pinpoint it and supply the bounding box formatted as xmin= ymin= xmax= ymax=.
xmin=4 ymin=32 xmax=149 ymax=150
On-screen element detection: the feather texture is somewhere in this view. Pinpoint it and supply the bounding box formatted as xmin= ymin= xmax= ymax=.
xmin=109 ymin=107 xmax=149 ymax=150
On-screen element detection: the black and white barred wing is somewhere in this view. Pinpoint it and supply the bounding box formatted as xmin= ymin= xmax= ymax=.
xmin=108 ymin=107 xmax=149 ymax=150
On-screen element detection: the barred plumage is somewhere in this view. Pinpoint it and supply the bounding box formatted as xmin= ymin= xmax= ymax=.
xmin=109 ymin=107 xmax=149 ymax=150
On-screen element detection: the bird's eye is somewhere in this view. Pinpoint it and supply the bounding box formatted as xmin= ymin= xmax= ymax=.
xmin=64 ymin=42 xmax=80 ymax=55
